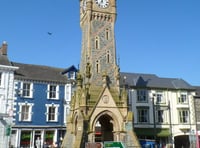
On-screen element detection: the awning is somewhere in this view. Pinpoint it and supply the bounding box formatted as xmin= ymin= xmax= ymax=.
xmin=134 ymin=128 xmax=170 ymax=137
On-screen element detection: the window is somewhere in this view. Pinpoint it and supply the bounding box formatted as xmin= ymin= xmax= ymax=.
xmin=157 ymin=110 xmax=164 ymax=123
xmin=65 ymin=84 xmax=71 ymax=101
xmin=107 ymin=51 xmax=110 ymax=63
xmin=128 ymin=89 xmax=134 ymax=110
xmin=64 ymin=106 xmax=70 ymax=124
xmin=96 ymin=60 xmax=100 ymax=73
xmin=137 ymin=90 xmax=147 ymax=102
xmin=137 ymin=108 xmax=149 ymax=123
xmin=46 ymin=104 xmax=59 ymax=122
xmin=178 ymin=93 xmax=187 ymax=104
xmin=47 ymin=84 xmax=59 ymax=99
xmin=156 ymin=91 xmax=165 ymax=104
xmin=48 ymin=106 xmax=56 ymax=121
xmin=95 ymin=36 xmax=99 ymax=49
xmin=105 ymin=28 xmax=109 ymax=40
xmin=178 ymin=109 xmax=189 ymax=123
xmin=19 ymin=103 xmax=33 ymax=121
xmin=20 ymin=82 xmax=33 ymax=98
xmin=68 ymin=71 xmax=75 ymax=80
xmin=0 ymin=73 xmax=2 ymax=86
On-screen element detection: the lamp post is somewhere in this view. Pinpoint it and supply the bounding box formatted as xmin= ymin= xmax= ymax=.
xmin=189 ymin=130 xmax=196 ymax=148
xmin=152 ymin=94 xmax=156 ymax=142
xmin=168 ymin=100 xmax=173 ymax=147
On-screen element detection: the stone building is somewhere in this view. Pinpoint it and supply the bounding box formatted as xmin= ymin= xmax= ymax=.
xmin=62 ymin=0 xmax=140 ymax=147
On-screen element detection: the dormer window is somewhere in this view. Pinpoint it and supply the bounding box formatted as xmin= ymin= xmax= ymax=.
xmin=68 ymin=71 xmax=75 ymax=80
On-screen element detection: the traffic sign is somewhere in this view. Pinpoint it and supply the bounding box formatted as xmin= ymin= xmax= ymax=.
xmin=104 ymin=141 xmax=125 ymax=148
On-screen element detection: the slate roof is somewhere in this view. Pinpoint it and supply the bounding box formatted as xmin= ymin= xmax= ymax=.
xmin=194 ymin=86 xmax=200 ymax=96
xmin=61 ymin=65 xmax=78 ymax=74
xmin=11 ymin=62 xmax=68 ymax=83
xmin=120 ymin=72 xmax=194 ymax=90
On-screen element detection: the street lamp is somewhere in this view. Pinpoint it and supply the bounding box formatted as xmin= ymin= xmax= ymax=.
xmin=152 ymin=94 xmax=156 ymax=141
xmin=189 ymin=130 xmax=196 ymax=148
xmin=168 ymin=100 xmax=173 ymax=147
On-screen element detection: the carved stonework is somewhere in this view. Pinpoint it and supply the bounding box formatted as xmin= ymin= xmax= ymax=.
xmin=62 ymin=1 xmax=140 ymax=147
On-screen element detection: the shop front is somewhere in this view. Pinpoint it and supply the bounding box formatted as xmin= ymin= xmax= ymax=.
xmin=10 ymin=128 xmax=65 ymax=148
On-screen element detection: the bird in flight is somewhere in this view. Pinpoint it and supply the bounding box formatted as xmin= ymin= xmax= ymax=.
xmin=47 ymin=32 xmax=52 ymax=35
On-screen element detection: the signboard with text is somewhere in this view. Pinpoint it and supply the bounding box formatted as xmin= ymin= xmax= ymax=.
xmin=104 ymin=141 xmax=125 ymax=148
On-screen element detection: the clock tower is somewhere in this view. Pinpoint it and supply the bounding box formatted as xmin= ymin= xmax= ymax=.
xmin=61 ymin=1 xmax=140 ymax=147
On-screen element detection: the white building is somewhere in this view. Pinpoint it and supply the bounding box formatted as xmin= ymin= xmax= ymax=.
xmin=0 ymin=42 xmax=18 ymax=147
xmin=121 ymin=72 xmax=196 ymax=148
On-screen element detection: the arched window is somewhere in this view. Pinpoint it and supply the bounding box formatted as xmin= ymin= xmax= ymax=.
xmin=107 ymin=51 xmax=110 ymax=63
xmin=96 ymin=60 xmax=99 ymax=73
xmin=106 ymin=28 xmax=109 ymax=40
xmin=95 ymin=36 xmax=99 ymax=49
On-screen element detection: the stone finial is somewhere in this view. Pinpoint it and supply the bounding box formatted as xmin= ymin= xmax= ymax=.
xmin=102 ymin=71 xmax=108 ymax=87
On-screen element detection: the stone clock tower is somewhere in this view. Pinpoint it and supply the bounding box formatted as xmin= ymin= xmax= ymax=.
xmin=62 ymin=0 xmax=140 ymax=147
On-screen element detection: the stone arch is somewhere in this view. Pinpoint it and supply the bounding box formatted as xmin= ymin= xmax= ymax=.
xmin=92 ymin=110 xmax=120 ymax=142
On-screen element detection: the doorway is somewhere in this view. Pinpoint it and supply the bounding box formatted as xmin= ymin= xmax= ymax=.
xmin=174 ymin=135 xmax=189 ymax=148
xmin=34 ymin=131 xmax=42 ymax=148
xmin=95 ymin=114 xmax=113 ymax=142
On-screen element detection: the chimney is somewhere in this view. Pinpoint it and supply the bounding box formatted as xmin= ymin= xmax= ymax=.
xmin=0 ymin=41 xmax=8 ymax=55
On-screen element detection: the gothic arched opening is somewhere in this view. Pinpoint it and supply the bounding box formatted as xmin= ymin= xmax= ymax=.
xmin=95 ymin=114 xmax=114 ymax=142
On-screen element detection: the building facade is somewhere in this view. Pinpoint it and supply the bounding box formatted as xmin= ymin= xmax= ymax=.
xmin=121 ymin=72 xmax=196 ymax=148
xmin=194 ymin=86 xmax=200 ymax=148
xmin=0 ymin=42 xmax=18 ymax=147
xmin=0 ymin=42 xmax=77 ymax=148
xmin=9 ymin=63 xmax=77 ymax=148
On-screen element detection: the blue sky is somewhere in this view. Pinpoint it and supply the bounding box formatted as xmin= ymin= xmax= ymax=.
xmin=0 ymin=0 xmax=200 ymax=85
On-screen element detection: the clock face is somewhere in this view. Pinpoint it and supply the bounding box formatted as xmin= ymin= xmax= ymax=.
xmin=95 ymin=0 xmax=109 ymax=8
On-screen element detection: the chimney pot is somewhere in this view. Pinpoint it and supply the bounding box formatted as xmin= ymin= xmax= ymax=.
xmin=1 ymin=41 xmax=8 ymax=55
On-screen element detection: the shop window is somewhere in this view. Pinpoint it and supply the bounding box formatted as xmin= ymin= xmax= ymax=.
xmin=20 ymin=131 xmax=31 ymax=147
xmin=45 ymin=131 xmax=54 ymax=146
